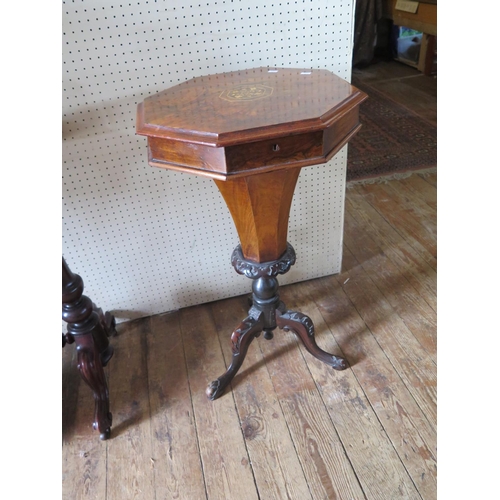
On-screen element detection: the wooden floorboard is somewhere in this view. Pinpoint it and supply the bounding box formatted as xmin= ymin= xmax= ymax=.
xmin=303 ymin=276 xmax=437 ymax=498
xmin=342 ymin=208 xmax=437 ymax=361
xmin=345 ymin=193 xmax=437 ymax=314
xmin=62 ymin=60 xmax=437 ymax=500
xmin=399 ymin=175 xmax=437 ymax=211
xmin=337 ymin=247 xmax=437 ymax=427
xmin=355 ymin=184 xmax=437 ymax=270
xmin=147 ymin=312 xmax=207 ymax=500
xmin=106 ymin=319 xmax=155 ymax=500
xmin=420 ymin=172 xmax=437 ymax=188
xmin=278 ymin=283 xmax=424 ymax=499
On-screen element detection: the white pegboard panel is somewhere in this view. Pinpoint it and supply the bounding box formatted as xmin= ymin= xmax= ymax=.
xmin=62 ymin=0 xmax=355 ymax=323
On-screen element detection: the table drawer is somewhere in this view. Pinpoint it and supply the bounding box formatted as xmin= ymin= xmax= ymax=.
xmin=225 ymin=131 xmax=324 ymax=173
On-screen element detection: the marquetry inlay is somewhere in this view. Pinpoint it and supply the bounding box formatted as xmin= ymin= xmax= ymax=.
xmin=219 ymin=83 xmax=274 ymax=102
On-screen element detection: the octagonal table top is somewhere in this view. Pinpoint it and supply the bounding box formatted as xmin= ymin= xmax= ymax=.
xmin=137 ymin=67 xmax=367 ymax=147
xmin=136 ymin=67 xmax=367 ymax=180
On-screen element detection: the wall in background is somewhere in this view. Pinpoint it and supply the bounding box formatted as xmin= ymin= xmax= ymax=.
xmin=62 ymin=0 xmax=355 ymax=323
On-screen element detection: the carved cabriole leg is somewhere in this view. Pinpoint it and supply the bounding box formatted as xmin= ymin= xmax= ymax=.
xmin=71 ymin=317 xmax=113 ymax=440
xmin=276 ymin=310 xmax=348 ymax=371
xmin=62 ymin=257 xmax=114 ymax=440
xmin=206 ymin=316 xmax=263 ymax=401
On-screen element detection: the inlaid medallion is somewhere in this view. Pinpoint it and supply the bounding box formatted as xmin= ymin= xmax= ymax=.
xmin=219 ymin=83 xmax=273 ymax=102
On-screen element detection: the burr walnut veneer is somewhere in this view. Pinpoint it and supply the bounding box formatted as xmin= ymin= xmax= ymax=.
xmin=137 ymin=67 xmax=367 ymax=399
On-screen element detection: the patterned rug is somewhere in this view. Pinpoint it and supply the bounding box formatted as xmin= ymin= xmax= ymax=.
xmin=346 ymin=81 xmax=437 ymax=183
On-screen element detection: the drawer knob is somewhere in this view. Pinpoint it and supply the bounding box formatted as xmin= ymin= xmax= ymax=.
xmin=272 ymin=144 xmax=280 ymax=152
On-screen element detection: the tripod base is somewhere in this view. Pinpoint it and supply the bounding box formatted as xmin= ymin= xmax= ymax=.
xmin=206 ymin=245 xmax=348 ymax=401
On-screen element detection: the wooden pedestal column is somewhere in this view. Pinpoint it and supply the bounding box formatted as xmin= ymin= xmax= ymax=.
xmin=214 ymin=167 xmax=301 ymax=263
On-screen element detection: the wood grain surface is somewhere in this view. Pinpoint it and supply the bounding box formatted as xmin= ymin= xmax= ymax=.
xmin=137 ymin=67 xmax=367 ymax=179
xmin=214 ymin=167 xmax=300 ymax=262
xmin=137 ymin=67 xmax=366 ymax=146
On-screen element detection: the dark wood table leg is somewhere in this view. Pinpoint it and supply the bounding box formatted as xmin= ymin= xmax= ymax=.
xmin=206 ymin=316 xmax=263 ymax=400
xmin=62 ymin=257 xmax=116 ymax=440
xmin=276 ymin=310 xmax=347 ymax=370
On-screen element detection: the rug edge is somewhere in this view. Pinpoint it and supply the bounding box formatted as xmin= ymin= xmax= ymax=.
xmin=346 ymin=166 xmax=437 ymax=187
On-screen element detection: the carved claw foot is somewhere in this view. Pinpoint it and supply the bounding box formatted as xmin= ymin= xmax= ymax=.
xmin=100 ymin=428 xmax=111 ymax=440
xmin=206 ymin=316 xmax=263 ymax=400
xmin=206 ymin=379 xmax=224 ymax=401
xmin=94 ymin=411 xmax=112 ymax=440
xmin=277 ymin=310 xmax=348 ymax=370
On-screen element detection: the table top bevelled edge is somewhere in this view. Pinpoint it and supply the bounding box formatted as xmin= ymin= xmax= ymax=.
xmin=136 ymin=67 xmax=367 ymax=181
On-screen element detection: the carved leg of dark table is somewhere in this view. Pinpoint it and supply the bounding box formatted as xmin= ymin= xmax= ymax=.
xmin=62 ymin=257 xmax=116 ymax=440
xmin=206 ymin=244 xmax=348 ymax=400
xmin=276 ymin=310 xmax=347 ymax=370
xmin=206 ymin=317 xmax=263 ymax=400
